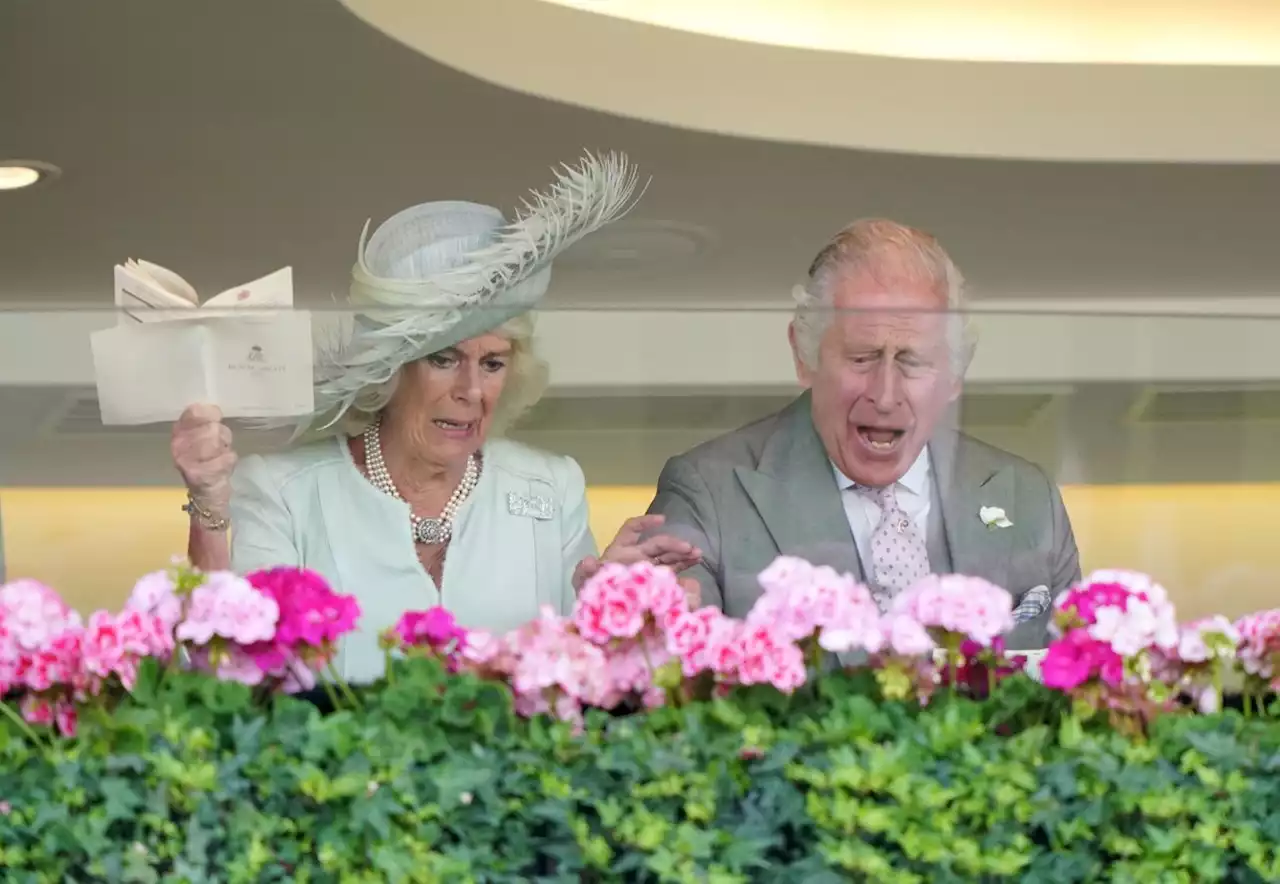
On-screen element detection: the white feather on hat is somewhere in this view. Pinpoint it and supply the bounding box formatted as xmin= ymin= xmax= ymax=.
xmin=277 ymin=150 xmax=645 ymax=438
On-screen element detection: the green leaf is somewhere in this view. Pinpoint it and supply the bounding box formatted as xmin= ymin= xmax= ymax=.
xmin=128 ymin=656 xmax=165 ymax=707
xmin=1 ymin=646 xmax=1275 ymax=881
xmin=351 ymin=783 xmax=403 ymax=839
xmin=199 ymin=677 xmax=252 ymax=715
xmin=430 ymin=760 xmax=494 ymax=812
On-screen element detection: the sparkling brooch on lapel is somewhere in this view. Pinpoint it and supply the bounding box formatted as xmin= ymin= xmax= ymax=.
xmin=507 ymin=492 xmax=555 ymax=520
xmin=978 ymin=505 xmax=1013 ymax=529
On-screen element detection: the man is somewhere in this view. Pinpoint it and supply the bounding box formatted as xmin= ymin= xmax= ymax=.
xmin=647 ymin=219 xmax=1080 ymax=649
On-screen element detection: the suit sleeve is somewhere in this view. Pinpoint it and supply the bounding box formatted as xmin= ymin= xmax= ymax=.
xmin=647 ymin=456 xmax=724 ymax=611
xmin=228 ymin=455 xmax=300 ymax=573
xmin=1005 ymin=466 xmax=1081 ymax=651
xmin=556 ymin=455 xmax=598 ymax=614
xmin=1047 ymin=477 xmax=1082 ymax=594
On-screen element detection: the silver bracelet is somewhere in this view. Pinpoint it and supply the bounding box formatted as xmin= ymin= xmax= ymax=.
xmin=182 ymin=493 xmax=230 ymax=532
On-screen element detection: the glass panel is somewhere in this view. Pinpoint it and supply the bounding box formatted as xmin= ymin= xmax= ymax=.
xmin=0 ymin=303 xmax=1275 ymax=624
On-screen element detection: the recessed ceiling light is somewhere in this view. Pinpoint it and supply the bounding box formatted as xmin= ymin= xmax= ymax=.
xmin=557 ymin=220 xmax=717 ymax=272
xmin=0 ymin=160 xmax=61 ymax=191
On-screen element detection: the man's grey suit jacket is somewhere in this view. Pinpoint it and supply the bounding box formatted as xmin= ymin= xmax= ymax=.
xmin=647 ymin=393 xmax=1081 ymax=649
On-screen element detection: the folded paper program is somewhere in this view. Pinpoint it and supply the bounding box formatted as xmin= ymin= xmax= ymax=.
xmin=112 ymin=260 xmax=294 ymax=320
xmin=90 ymin=262 xmax=314 ymax=425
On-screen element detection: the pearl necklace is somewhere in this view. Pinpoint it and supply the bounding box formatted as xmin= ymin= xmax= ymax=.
xmin=362 ymin=419 xmax=480 ymax=545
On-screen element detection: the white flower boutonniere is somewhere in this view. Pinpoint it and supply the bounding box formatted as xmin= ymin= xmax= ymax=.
xmin=979 ymin=505 xmax=1013 ymax=529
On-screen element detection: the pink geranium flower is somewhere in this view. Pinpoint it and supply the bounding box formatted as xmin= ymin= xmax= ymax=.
xmin=458 ymin=629 xmax=506 ymax=669
xmin=78 ymin=609 xmax=171 ymax=693
xmin=751 ymin=556 xmax=825 ymax=641
xmin=124 ymin=570 xmax=184 ymax=635
xmin=497 ymin=607 xmax=613 ymax=725
xmin=574 ymin=561 xmax=689 ymax=645
xmin=188 ymin=645 xmax=266 ymax=687
xmin=80 ymin=611 xmax=126 ymax=682
xmin=600 ymin=631 xmax=676 ymax=708
xmin=1040 ymin=570 xmax=1191 ymax=730
xmin=1156 ymin=615 xmax=1242 ymax=713
xmin=1178 ymin=615 xmax=1239 ymax=665
xmin=1046 ymin=571 xmax=1180 ymax=683
xmin=703 ymin=617 xmax=745 ymax=678
xmin=1041 ymin=629 xmax=1124 ymax=691
xmin=816 ymin=585 xmax=886 ymax=656
xmin=391 ymin=608 xmax=467 ymax=652
xmin=735 ymin=622 xmax=807 ymax=694
xmin=247 ymin=568 xmax=360 ymax=648
xmin=0 ymin=581 xmax=88 ymax=705
xmin=1235 ymin=608 xmax=1280 ymax=691
xmin=1054 ymin=581 xmax=1132 ymax=628
xmin=1055 ymin=570 xmax=1179 ymax=653
xmin=242 ymin=568 xmax=360 ymax=676
xmin=751 ymin=557 xmax=882 ymax=648
xmin=881 ymin=614 xmax=936 ymax=657
xmin=747 ymin=556 xmax=884 ymax=659
xmin=665 ymin=606 xmax=731 ymax=677
xmin=384 ymin=607 xmax=469 ymax=673
xmin=20 ymin=694 xmax=79 ymax=737
xmin=1 ymin=579 xmax=82 ymax=657
xmin=176 ymin=572 xmax=278 ymax=647
xmin=18 ymin=627 xmax=83 ymax=693
xmin=891 ymin=574 xmax=1015 ymax=648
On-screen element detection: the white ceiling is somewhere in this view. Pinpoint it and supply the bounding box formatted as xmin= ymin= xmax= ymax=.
xmin=537 ymin=0 xmax=1280 ymax=65
xmin=348 ymin=0 xmax=1280 ymax=162
xmin=2 ymin=0 xmax=1280 ymax=311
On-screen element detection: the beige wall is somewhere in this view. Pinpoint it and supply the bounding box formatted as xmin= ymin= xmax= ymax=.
xmin=6 ymin=484 xmax=1277 ymax=621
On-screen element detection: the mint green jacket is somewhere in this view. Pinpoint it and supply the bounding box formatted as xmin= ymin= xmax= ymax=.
xmin=229 ymin=437 xmax=596 ymax=683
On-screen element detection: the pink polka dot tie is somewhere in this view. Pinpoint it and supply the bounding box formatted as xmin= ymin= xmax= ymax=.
xmin=859 ymin=484 xmax=931 ymax=611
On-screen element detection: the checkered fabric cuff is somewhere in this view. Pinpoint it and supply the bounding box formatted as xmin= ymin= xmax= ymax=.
xmin=1012 ymin=585 xmax=1053 ymax=624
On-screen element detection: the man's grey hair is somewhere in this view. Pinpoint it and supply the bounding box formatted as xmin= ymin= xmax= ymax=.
xmin=336 ymin=311 xmax=549 ymax=438
xmin=791 ymin=218 xmax=977 ymax=375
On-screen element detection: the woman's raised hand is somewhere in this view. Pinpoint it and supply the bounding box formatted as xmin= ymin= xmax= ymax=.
xmin=171 ymin=404 xmax=237 ymax=526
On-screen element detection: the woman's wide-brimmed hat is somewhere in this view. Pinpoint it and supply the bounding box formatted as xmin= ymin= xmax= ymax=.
xmin=289 ymin=151 xmax=644 ymax=436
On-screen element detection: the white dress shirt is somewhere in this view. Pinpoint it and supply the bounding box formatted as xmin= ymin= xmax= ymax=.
xmin=831 ymin=447 xmax=934 ymax=570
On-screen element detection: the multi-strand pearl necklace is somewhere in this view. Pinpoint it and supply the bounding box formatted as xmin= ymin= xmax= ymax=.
xmin=362 ymin=419 xmax=479 ymax=545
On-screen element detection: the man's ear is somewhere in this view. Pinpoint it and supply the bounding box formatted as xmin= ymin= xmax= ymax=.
xmin=788 ymin=322 xmax=814 ymax=387
xmin=946 ymin=338 xmax=975 ymax=403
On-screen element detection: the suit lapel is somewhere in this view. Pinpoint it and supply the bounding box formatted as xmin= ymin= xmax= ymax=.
xmin=733 ymin=395 xmax=865 ymax=581
xmin=729 ymin=402 xmax=1019 ymax=588
xmin=934 ymin=431 xmax=1015 ymax=588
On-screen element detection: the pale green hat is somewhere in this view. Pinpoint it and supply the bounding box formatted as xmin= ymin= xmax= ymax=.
xmin=298 ymin=151 xmax=644 ymax=436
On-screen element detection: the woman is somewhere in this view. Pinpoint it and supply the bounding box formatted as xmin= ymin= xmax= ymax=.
xmin=171 ymin=152 xmax=699 ymax=682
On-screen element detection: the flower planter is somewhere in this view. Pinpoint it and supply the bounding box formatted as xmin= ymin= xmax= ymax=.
xmin=3 ymin=560 xmax=1279 ymax=879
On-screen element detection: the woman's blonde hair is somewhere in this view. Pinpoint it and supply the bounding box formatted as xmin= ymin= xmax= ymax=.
xmin=332 ymin=311 xmax=549 ymax=438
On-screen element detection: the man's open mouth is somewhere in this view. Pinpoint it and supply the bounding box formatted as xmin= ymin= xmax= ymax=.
xmin=855 ymin=426 xmax=906 ymax=452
